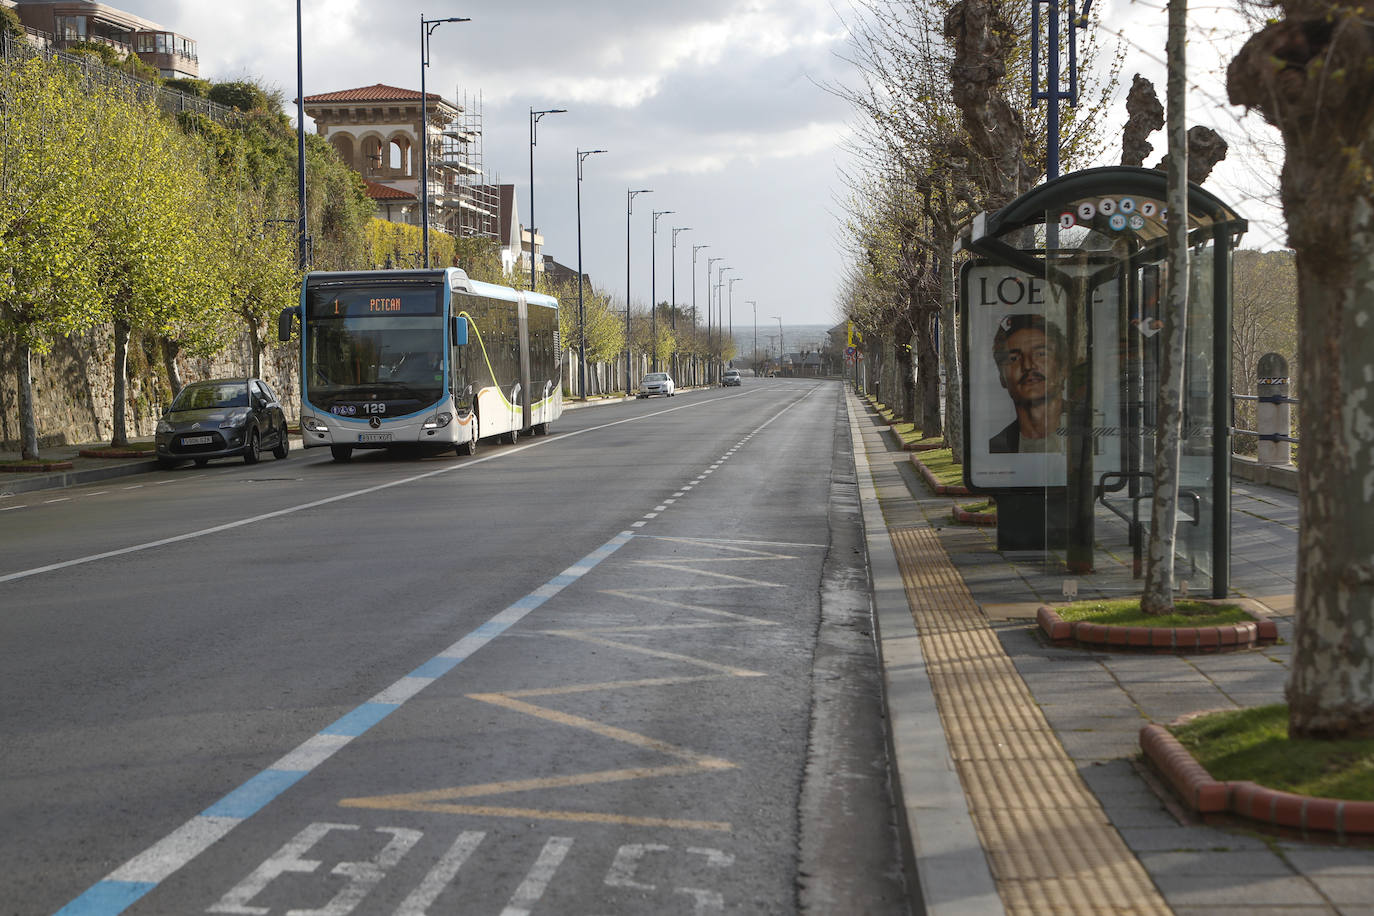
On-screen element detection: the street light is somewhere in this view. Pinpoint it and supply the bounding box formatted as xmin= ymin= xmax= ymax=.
xmin=626 ymin=188 xmax=652 ymax=394
xmin=529 ymin=107 xmax=567 ymax=290
xmin=576 ymin=148 xmax=606 ymax=400
xmin=772 ymin=315 xmax=784 ymax=375
xmin=650 ymin=209 xmax=674 ymax=371
xmin=692 ymin=244 xmax=708 ymax=385
xmin=727 ymin=276 xmax=743 ymax=367
xmin=714 ymin=266 xmax=731 ymax=381
xmin=671 ymin=226 xmax=690 ymax=380
xmin=294 ymin=0 xmax=307 ymax=271
xmin=705 ymin=257 xmax=723 ymax=383
xmin=420 ymin=14 xmax=469 ymax=268
xmin=745 ymin=300 xmax=757 ymax=373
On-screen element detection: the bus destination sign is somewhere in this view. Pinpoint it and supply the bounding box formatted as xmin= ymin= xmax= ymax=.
xmin=306 ymin=284 xmax=441 ymax=319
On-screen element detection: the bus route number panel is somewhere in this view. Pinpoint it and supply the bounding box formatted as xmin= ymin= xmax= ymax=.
xmin=306 ymin=286 xmax=442 ymax=319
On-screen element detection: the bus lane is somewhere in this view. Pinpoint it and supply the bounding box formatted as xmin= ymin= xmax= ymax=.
xmin=52 ymin=382 xmax=908 ymax=915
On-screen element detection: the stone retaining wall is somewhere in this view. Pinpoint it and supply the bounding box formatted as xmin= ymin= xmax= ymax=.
xmin=0 ymin=327 xmax=299 ymax=450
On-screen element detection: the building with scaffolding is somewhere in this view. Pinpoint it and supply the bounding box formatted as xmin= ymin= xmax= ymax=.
xmin=303 ymin=84 xmax=505 ymax=253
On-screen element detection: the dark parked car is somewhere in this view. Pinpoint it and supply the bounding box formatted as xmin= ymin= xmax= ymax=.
xmin=155 ymin=378 xmax=291 ymax=468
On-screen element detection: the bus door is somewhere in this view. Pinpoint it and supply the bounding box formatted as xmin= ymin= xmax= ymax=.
xmin=518 ymin=298 xmax=532 ymax=432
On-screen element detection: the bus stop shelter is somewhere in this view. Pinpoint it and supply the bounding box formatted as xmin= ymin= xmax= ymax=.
xmin=957 ymin=166 xmax=1246 ymax=599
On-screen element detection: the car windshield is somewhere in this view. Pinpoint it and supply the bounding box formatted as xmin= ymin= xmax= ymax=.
xmin=643 ymin=374 xmax=668 ymax=382
xmin=170 ymin=382 xmax=248 ymax=411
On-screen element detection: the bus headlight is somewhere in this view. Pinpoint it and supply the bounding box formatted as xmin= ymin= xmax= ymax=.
xmin=423 ymin=412 xmax=453 ymax=430
xmin=301 ymin=416 xmax=329 ymax=432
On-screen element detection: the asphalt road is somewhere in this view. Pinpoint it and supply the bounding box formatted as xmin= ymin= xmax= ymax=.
xmin=0 ymin=379 xmax=911 ymax=915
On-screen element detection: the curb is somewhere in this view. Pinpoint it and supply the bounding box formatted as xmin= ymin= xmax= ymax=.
xmin=902 ymin=440 xmax=945 ymax=452
xmin=1037 ymin=605 xmax=1280 ymax=652
xmin=0 ymin=461 xmax=74 ymax=473
xmin=0 ymin=459 xmax=160 ymax=495
xmin=911 ymin=454 xmax=970 ymax=496
xmin=951 ymin=504 xmax=996 ymax=526
xmin=1141 ymin=724 xmax=1374 ymax=839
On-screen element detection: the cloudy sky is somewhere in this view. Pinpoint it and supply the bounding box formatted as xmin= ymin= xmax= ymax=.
xmin=112 ymin=0 xmax=1282 ymax=331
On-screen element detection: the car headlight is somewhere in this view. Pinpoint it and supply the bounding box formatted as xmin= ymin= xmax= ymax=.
xmin=156 ymin=419 xmax=172 ymax=434
xmin=422 ymin=412 xmax=453 ymax=430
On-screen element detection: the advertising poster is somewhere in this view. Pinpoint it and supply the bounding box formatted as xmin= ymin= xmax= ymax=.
xmin=963 ymin=261 xmax=1122 ymax=490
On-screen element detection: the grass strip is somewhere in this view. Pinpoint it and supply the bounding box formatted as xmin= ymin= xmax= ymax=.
xmin=1056 ymin=598 xmax=1249 ymax=629
xmin=915 ymin=448 xmax=963 ymax=487
xmin=1170 ymin=704 xmax=1374 ymax=802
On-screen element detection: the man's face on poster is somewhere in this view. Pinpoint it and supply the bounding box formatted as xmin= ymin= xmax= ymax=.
xmin=995 ymin=326 xmax=1063 ymax=408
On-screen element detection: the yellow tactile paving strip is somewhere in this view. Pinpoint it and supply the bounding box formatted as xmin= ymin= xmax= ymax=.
xmin=890 ymin=525 xmax=1171 ymax=915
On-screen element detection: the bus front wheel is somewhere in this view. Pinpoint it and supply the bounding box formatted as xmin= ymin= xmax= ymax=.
xmin=330 ymin=445 xmax=353 ymax=462
xmin=458 ymin=424 xmax=478 ymax=456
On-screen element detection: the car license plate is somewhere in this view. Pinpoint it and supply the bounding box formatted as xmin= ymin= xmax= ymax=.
xmin=358 ymin=432 xmax=393 ymax=443
xmin=182 ymin=435 xmax=213 ymax=445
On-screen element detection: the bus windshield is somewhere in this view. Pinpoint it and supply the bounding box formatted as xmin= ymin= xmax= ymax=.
xmin=304 ymin=282 xmax=447 ymax=417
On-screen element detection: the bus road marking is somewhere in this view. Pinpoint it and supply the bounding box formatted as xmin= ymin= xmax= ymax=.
xmin=56 ymin=531 xmax=635 ymax=916
xmin=500 ymin=836 xmax=573 ymax=916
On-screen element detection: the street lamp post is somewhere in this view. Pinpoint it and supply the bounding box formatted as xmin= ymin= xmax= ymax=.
xmin=419 ymin=14 xmax=469 ymax=269
xmin=528 ymin=107 xmax=566 ymax=290
xmin=295 ymin=0 xmax=307 ymax=271
xmin=772 ymin=315 xmax=784 ymax=375
xmin=714 ymin=266 xmax=731 ymax=381
xmin=671 ymin=226 xmax=690 ymax=381
xmin=576 ymin=148 xmax=606 ymax=400
xmin=650 ymin=209 xmax=674 ymax=372
xmin=626 ymin=189 xmax=652 ymax=394
xmin=727 ymin=276 xmax=742 ymax=368
xmin=691 ymin=244 xmax=709 ymax=385
xmin=705 ymin=257 xmax=723 ymax=384
xmin=745 ymin=300 xmax=756 ymax=373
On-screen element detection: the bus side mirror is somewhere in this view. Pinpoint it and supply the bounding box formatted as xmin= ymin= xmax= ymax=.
xmin=451 ymin=315 xmax=469 ymax=346
xmin=277 ymin=308 xmax=297 ymax=342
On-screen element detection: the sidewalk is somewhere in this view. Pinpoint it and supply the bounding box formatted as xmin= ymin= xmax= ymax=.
xmin=848 ymin=389 xmax=1374 ymax=916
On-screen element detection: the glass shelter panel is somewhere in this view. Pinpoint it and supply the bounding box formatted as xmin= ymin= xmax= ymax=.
xmin=959 ymin=167 xmax=1240 ymax=601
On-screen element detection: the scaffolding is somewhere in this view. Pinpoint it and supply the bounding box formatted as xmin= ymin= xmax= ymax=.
xmin=437 ymin=90 xmax=500 ymax=240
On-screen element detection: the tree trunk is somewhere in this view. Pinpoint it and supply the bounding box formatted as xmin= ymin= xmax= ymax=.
xmin=939 ymin=247 xmax=963 ymax=461
xmin=161 ymin=337 xmax=184 ymax=398
xmin=111 ymin=318 xmax=130 ymax=448
xmin=917 ymin=311 xmax=942 ymax=439
xmin=1229 ymin=3 xmax=1374 ymax=737
xmin=1141 ymin=0 xmax=1188 ymax=615
xmin=17 ymin=347 xmax=39 ymax=460
xmin=895 ymin=333 xmax=915 ymax=424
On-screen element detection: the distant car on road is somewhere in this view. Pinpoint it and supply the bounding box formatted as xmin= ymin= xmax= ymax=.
xmin=722 ymin=369 xmax=742 ymax=387
xmin=637 ymin=372 xmax=676 ymax=398
xmin=155 ymin=378 xmax=291 ymax=468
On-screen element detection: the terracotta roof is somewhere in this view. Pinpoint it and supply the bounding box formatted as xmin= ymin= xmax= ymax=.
xmin=304 ymin=84 xmax=439 ymax=103
xmin=363 ymin=179 xmax=416 ymax=201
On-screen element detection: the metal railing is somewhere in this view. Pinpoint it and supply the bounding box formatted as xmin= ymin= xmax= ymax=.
xmin=2 ymin=29 xmax=237 ymax=124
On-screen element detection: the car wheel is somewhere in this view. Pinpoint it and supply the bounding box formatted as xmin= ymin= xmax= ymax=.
xmin=243 ymin=429 xmax=261 ymax=464
xmin=330 ymin=445 xmax=353 ymax=462
xmin=458 ymin=423 xmax=478 ymax=456
xmin=193 ymin=458 xmax=209 ymax=467
xmin=272 ymin=428 xmax=289 ymax=460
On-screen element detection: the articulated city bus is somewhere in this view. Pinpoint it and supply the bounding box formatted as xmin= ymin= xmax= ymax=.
xmin=279 ymin=269 xmax=562 ymax=461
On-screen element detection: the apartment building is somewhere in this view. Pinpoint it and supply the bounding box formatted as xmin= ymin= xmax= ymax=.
xmin=8 ymin=0 xmax=198 ymax=79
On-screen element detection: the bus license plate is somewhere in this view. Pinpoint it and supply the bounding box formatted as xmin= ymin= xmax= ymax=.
xmin=358 ymin=433 xmax=393 ymax=443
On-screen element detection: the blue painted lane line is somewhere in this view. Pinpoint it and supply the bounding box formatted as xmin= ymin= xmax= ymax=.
xmin=55 ymin=530 xmax=635 ymax=916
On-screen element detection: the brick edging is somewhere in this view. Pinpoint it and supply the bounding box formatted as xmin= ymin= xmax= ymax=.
xmin=0 ymin=461 xmax=75 ymax=473
xmin=952 ymin=505 xmax=996 ymax=526
xmin=910 ymin=454 xmax=970 ymax=496
xmin=1036 ymin=606 xmax=1280 ymax=652
xmin=902 ymin=439 xmax=945 ymax=452
xmin=1140 ymin=723 xmax=1374 ymax=838
xmin=78 ymin=448 xmax=148 ymax=459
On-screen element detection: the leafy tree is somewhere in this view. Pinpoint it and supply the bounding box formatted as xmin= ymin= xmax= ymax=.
xmin=0 ymin=60 xmax=106 ymax=459
xmin=1 ymin=6 xmax=23 ymax=40
xmin=87 ymin=81 xmax=214 ymax=447
xmin=1229 ymin=0 xmax=1374 ymax=739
